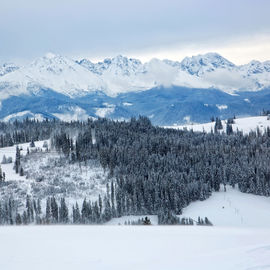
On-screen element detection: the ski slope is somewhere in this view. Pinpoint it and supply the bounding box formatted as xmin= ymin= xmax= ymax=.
xmin=165 ymin=116 xmax=270 ymax=134
xmin=0 ymin=226 xmax=270 ymax=270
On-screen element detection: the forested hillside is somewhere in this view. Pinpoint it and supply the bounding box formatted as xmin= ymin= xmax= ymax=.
xmin=0 ymin=117 xmax=270 ymax=225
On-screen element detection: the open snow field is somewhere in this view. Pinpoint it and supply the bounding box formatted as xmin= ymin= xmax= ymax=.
xmin=165 ymin=116 xmax=270 ymax=134
xmin=0 ymin=226 xmax=270 ymax=270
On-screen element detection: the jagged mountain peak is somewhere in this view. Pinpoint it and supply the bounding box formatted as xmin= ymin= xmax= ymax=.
xmin=78 ymin=54 xmax=144 ymax=76
xmin=0 ymin=62 xmax=20 ymax=76
xmin=240 ymin=59 xmax=270 ymax=75
xmin=180 ymin=52 xmax=235 ymax=76
xmin=31 ymin=53 xmax=76 ymax=70
xmin=0 ymin=52 xmax=270 ymax=103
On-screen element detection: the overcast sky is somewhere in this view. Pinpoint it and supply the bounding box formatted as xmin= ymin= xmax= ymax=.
xmin=0 ymin=0 xmax=270 ymax=64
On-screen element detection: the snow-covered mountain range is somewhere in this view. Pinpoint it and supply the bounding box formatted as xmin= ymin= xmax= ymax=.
xmin=0 ymin=52 xmax=270 ymax=124
xmin=1 ymin=52 xmax=270 ymax=98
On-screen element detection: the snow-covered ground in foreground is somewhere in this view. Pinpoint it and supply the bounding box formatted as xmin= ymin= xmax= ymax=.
xmin=165 ymin=116 xmax=270 ymax=134
xmin=180 ymin=186 xmax=270 ymax=227
xmin=0 ymin=226 xmax=270 ymax=270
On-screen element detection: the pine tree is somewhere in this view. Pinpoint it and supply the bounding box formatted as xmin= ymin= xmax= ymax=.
xmin=16 ymin=213 xmax=22 ymax=225
xmin=59 ymin=198 xmax=69 ymax=224
xmin=45 ymin=197 xmax=51 ymax=224
xmin=14 ymin=145 xmax=21 ymax=174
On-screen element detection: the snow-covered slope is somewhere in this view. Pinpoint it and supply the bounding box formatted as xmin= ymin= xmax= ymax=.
xmin=75 ymin=53 xmax=270 ymax=93
xmin=166 ymin=116 xmax=270 ymax=134
xmin=1 ymin=226 xmax=270 ymax=270
xmin=180 ymin=185 xmax=270 ymax=227
xmin=0 ymin=53 xmax=105 ymax=99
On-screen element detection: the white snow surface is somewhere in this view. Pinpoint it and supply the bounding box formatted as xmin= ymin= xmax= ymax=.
xmin=0 ymin=226 xmax=270 ymax=270
xmin=166 ymin=116 xmax=270 ymax=134
xmin=0 ymin=52 xmax=270 ymax=100
xmin=180 ymin=186 xmax=270 ymax=228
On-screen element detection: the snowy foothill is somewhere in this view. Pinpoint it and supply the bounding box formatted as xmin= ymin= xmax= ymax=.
xmin=165 ymin=115 xmax=270 ymax=134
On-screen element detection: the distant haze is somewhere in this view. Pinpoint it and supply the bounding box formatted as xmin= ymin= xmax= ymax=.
xmin=0 ymin=0 xmax=270 ymax=64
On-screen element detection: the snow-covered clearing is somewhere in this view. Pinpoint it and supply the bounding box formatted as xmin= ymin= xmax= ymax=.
xmin=165 ymin=116 xmax=270 ymax=134
xmin=0 ymin=226 xmax=270 ymax=270
xmin=180 ymin=186 xmax=270 ymax=227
